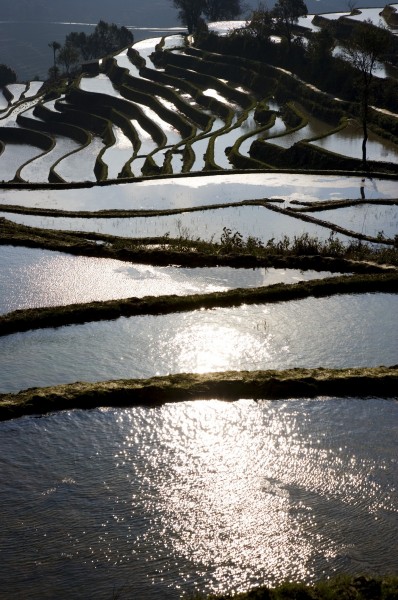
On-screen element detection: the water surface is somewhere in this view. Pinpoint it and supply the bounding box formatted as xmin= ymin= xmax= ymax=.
xmin=0 ymin=173 xmax=395 ymax=212
xmin=311 ymin=121 xmax=398 ymax=163
xmin=0 ymin=142 xmax=44 ymax=181
xmin=54 ymin=137 xmax=105 ymax=182
xmin=0 ymin=398 xmax=397 ymax=599
xmin=0 ymin=245 xmax=337 ymax=314
xmin=318 ymin=204 xmax=398 ymax=240
xmin=20 ymin=136 xmax=80 ymax=183
xmin=1 ymin=294 xmax=396 ymax=393
xmin=0 ymin=205 xmax=353 ymax=244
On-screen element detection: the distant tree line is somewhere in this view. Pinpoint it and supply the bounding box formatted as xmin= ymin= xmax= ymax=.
xmin=48 ymin=21 xmax=134 ymax=78
xmin=0 ymin=64 xmax=17 ymax=88
xmin=172 ymin=0 xmax=244 ymax=33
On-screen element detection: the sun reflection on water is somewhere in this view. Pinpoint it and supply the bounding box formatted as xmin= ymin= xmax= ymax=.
xmin=0 ymin=399 xmax=397 ymax=598
xmin=110 ymin=399 xmax=398 ymax=596
xmin=158 ymin=307 xmax=278 ymax=375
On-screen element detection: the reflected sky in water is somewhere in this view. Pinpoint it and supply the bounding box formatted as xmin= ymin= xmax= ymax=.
xmin=0 ymin=245 xmax=340 ymax=314
xmin=0 ymin=398 xmax=397 ymax=599
xmin=0 ymin=205 xmax=354 ymax=244
xmin=317 ymin=204 xmax=398 ymax=240
xmin=0 ymin=173 xmax=396 ymax=212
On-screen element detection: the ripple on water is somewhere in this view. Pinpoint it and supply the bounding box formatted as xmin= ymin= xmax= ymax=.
xmin=0 ymin=294 xmax=397 ymax=393
xmin=0 ymin=245 xmax=342 ymax=314
xmin=0 ymin=398 xmax=397 ymax=599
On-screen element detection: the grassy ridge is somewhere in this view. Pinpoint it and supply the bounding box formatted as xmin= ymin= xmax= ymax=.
xmin=1 ymin=216 xmax=398 ymax=268
xmin=205 ymin=575 xmax=398 ymax=599
xmin=0 ymin=367 xmax=397 ymax=421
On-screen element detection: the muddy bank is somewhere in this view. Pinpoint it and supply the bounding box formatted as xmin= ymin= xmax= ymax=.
xmin=1 ymin=217 xmax=396 ymax=270
xmin=0 ymin=366 xmax=397 ymax=421
xmin=1 ymin=271 xmax=397 ymax=336
xmin=208 ymin=574 xmax=398 ymax=600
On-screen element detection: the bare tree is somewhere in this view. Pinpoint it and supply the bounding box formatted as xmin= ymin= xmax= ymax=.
xmin=172 ymin=0 xmax=204 ymax=33
xmin=347 ymin=0 xmax=358 ymax=14
xmin=342 ymin=20 xmax=390 ymax=168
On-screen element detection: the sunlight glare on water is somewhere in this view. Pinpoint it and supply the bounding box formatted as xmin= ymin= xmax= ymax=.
xmin=0 ymin=245 xmax=342 ymax=314
xmin=0 ymin=398 xmax=397 ymax=599
xmin=0 ymin=294 xmax=397 ymax=393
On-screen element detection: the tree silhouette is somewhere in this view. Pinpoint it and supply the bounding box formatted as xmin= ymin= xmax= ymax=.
xmin=172 ymin=0 xmax=243 ymax=33
xmin=272 ymin=0 xmax=308 ymax=48
xmin=342 ymin=20 xmax=391 ymax=168
xmin=48 ymin=41 xmax=61 ymax=76
xmin=57 ymin=43 xmax=80 ymax=76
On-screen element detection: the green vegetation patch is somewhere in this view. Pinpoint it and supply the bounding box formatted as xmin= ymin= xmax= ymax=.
xmin=0 ymin=367 xmax=397 ymax=421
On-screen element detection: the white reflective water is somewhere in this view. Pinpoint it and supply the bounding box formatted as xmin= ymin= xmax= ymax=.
xmin=23 ymin=81 xmax=43 ymax=98
xmin=346 ymin=7 xmax=386 ymax=26
xmin=0 ymin=294 xmax=396 ymax=393
xmin=101 ymin=125 xmax=134 ymax=180
xmin=79 ymin=73 xmax=124 ymax=98
xmin=0 ymin=398 xmax=397 ymax=599
xmin=316 ymin=204 xmax=398 ymax=240
xmin=0 ymin=245 xmax=337 ymax=314
xmin=0 ymin=173 xmax=395 ymax=211
xmin=0 ymin=205 xmax=354 ymax=243
xmin=311 ymin=120 xmax=398 ymax=162
xmin=54 ymin=137 xmax=105 ymax=182
xmin=20 ymin=135 xmax=80 ymax=183
xmin=0 ymin=89 xmax=8 ymax=110
xmin=5 ymin=83 xmax=26 ymax=104
xmin=0 ymin=142 xmax=44 ymax=181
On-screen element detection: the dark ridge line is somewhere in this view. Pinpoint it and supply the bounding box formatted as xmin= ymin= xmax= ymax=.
xmin=1 ymin=217 xmax=395 ymax=272
xmin=0 ymin=168 xmax=397 ymax=190
xmin=264 ymin=202 xmax=396 ymax=245
xmin=289 ymin=198 xmax=398 ymax=211
xmin=1 ymin=272 xmax=397 ymax=337
xmin=0 ymin=366 xmax=397 ymax=421
xmin=1 ymin=198 xmax=394 ymax=246
xmin=0 ymin=198 xmax=283 ymax=219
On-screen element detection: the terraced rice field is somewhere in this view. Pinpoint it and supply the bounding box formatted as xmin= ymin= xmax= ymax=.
xmin=0 ymin=22 xmax=398 ymax=600
xmin=0 ymin=25 xmax=397 ymax=182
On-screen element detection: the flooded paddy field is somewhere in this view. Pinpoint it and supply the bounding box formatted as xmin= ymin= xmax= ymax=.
xmin=0 ymin=397 xmax=396 ymax=599
xmin=316 ymin=203 xmax=398 ymax=240
xmin=0 ymin=245 xmax=339 ymax=315
xmin=1 ymin=22 xmax=398 ymax=600
xmin=0 ymin=173 xmax=396 ymax=213
xmin=54 ymin=137 xmax=106 ymax=182
xmin=101 ymin=126 xmax=134 ymax=180
xmin=20 ymin=136 xmax=81 ymax=183
xmin=0 ymin=143 xmax=44 ymax=182
xmin=0 ymin=204 xmax=356 ymax=243
xmin=1 ymin=293 xmax=397 ymax=393
xmin=311 ymin=121 xmax=398 ymax=163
